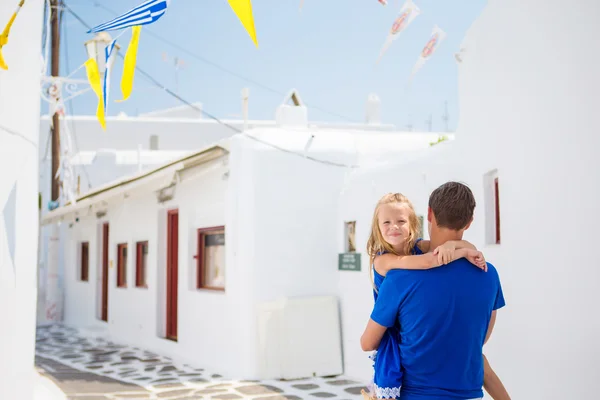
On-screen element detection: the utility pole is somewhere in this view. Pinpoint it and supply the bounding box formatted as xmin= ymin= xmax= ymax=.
xmin=442 ymin=101 xmax=449 ymax=132
xmin=50 ymin=0 xmax=61 ymax=203
xmin=406 ymin=113 xmax=413 ymax=132
xmin=426 ymin=113 xmax=433 ymax=132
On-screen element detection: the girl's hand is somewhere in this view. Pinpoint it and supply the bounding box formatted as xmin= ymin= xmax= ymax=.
xmin=433 ymin=242 xmax=456 ymax=265
xmin=465 ymin=249 xmax=488 ymax=271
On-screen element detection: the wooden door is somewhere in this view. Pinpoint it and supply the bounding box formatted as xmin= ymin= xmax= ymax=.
xmin=101 ymin=222 xmax=109 ymax=322
xmin=166 ymin=210 xmax=179 ymax=340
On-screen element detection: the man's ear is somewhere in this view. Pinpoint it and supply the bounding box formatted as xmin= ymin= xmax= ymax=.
xmin=427 ymin=207 xmax=433 ymax=223
xmin=464 ymin=217 xmax=474 ymax=231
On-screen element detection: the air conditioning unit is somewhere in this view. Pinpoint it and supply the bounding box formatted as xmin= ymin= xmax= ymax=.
xmin=257 ymin=295 xmax=343 ymax=380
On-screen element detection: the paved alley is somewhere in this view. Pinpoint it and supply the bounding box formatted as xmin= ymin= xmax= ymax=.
xmin=35 ymin=325 xmax=366 ymax=400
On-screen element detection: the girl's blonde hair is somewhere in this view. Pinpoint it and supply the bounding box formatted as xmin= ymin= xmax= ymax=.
xmin=366 ymin=193 xmax=421 ymax=290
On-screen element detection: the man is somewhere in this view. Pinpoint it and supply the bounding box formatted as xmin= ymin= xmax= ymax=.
xmin=361 ymin=182 xmax=505 ymax=399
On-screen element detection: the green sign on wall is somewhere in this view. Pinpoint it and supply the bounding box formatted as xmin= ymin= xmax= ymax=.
xmin=338 ymin=253 xmax=361 ymax=272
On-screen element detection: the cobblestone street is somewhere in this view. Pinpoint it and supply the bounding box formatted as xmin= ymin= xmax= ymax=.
xmin=35 ymin=325 xmax=366 ymax=400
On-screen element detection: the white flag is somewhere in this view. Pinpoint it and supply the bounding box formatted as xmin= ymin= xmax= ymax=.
xmin=377 ymin=0 xmax=420 ymax=63
xmin=410 ymin=25 xmax=446 ymax=80
xmin=103 ymin=39 xmax=118 ymax=114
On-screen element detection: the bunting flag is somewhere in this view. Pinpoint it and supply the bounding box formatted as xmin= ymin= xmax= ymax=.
xmin=227 ymin=0 xmax=258 ymax=47
xmin=87 ymin=0 xmax=168 ymax=33
xmin=377 ymin=0 xmax=420 ymax=63
xmin=117 ymin=26 xmax=141 ymax=102
xmin=87 ymin=0 xmax=169 ymax=107
xmin=0 ymin=0 xmax=26 ymax=70
xmin=409 ymin=25 xmax=446 ymax=81
xmin=103 ymin=39 xmax=118 ymax=112
xmin=84 ymin=58 xmax=106 ymax=130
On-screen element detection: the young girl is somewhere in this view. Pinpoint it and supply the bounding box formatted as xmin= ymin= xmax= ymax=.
xmin=361 ymin=193 xmax=510 ymax=400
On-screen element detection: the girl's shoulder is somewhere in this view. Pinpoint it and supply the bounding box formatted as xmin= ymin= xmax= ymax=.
xmin=414 ymin=238 xmax=430 ymax=254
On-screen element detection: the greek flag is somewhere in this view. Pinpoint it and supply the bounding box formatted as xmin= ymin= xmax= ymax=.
xmin=88 ymin=0 xmax=168 ymax=33
xmin=103 ymin=39 xmax=117 ymax=112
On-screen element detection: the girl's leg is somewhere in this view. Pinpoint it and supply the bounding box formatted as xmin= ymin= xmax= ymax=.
xmin=482 ymin=354 xmax=511 ymax=400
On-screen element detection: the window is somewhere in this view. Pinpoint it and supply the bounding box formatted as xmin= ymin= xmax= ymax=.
xmin=344 ymin=221 xmax=356 ymax=253
xmin=80 ymin=242 xmax=89 ymax=282
xmin=136 ymin=241 xmax=148 ymax=288
xmin=494 ymin=177 xmax=501 ymax=244
xmin=117 ymin=243 xmax=128 ymax=287
xmin=195 ymin=227 xmax=225 ymax=290
xmin=484 ymin=170 xmax=501 ymax=245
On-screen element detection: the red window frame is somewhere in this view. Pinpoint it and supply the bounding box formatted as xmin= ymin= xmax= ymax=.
xmin=117 ymin=243 xmax=128 ymax=288
xmin=80 ymin=242 xmax=89 ymax=282
xmin=135 ymin=241 xmax=148 ymax=288
xmin=195 ymin=226 xmax=225 ymax=291
xmin=494 ymin=177 xmax=501 ymax=244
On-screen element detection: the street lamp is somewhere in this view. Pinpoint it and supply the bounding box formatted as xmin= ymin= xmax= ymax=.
xmin=41 ymin=33 xmax=120 ymax=105
xmin=84 ymin=32 xmax=120 ymax=74
xmin=41 ymin=32 xmax=121 ymax=210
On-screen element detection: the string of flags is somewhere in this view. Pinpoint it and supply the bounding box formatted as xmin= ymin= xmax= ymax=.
xmin=377 ymin=0 xmax=447 ymax=83
xmin=1 ymin=0 xmax=445 ymax=131
xmin=377 ymin=0 xmax=420 ymax=63
xmin=410 ymin=25 xmax=446 ymax=81
xmin=0 ymin=0 xmax=25 ymax=70
xmin=82 ymin=0 xmax=258 ymax=130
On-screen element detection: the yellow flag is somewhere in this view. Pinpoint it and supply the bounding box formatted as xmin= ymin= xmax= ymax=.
xmin=84 ymin=58 xmax=106 ymax=131
xmin=0 ymin=48 xmax=7 ymax=71
xmin=117 ymin=25 xmax=141 ymax=102
xmin=227 ymin=0 xmax=258 ymax=47
xmin=0 ymin=0 xmax=26 ymax=70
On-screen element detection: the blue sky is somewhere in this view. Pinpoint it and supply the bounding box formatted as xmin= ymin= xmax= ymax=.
xmin=54 ymin=0 xmax=487 ymax=131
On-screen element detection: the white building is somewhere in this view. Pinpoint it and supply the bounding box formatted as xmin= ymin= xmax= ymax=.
xmin=41 ymin=122 xmax=446 ymax=380
xmin=337 ymin=0 xmax=600 ymax=398
xmin=0 ymin=0 xmax=43 ymax=399
xmin=36 ymin=90 xmax=443 ymax=325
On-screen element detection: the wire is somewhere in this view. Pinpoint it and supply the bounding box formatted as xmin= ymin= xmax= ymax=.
xmin=64 ymin=4 xmax=359 ymax=169
xmin=62 ymin=5 xmax=93 ymax=188
xmin=87 ymin=1 xmax=358 ymax=123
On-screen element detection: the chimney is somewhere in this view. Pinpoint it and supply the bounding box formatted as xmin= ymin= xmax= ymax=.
xmin=366 ymin=94 xmax=381 ymax=125
xmin=241 ymin=88 xmax=249 ymax=131
xmin=276 ymin=89 xmax=308 ymax=128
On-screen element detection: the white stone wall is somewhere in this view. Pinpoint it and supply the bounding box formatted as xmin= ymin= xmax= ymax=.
xmin=0 ymin=0 xmax=43 ymax=399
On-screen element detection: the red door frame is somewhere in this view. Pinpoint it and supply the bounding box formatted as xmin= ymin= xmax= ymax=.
xmin=101 ymin=222 xmax=109 ymax=322
xmin=166 ymin=209 xmax=179 ymax=341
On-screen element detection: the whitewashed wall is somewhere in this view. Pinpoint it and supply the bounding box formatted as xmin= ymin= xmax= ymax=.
xmin=226 ymin=134 xmax=351 ymax=378
xmin=454 ymin=0 xmax=600 ymax=398
xmin=337 ymin=0 xmax=600 ymax=398
xmin=0 ymin=1 xmax=43 ymax=399
xmin=63 ymin=158 xmax=243 ymax=375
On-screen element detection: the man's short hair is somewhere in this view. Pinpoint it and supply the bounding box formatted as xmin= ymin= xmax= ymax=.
xmin=429 ymin=182 xmax=476 ymax=230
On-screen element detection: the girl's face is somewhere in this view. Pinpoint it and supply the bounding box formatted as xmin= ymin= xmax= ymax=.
xmin=377 ymin=202 xmax=411 ymax=252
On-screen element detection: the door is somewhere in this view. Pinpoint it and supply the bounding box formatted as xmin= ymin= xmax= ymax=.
xmin=101 ymin=222 xmax=109 ymax=322
xmin=166 ymin=210 xmax=179 ymax=340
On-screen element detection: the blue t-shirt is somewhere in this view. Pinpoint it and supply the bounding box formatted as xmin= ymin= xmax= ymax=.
xmin=370 ymin=259 xmax=505 ymax=400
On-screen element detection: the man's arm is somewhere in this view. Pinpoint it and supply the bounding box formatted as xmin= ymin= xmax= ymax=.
xmin=483 ymin=353 xmax=511 ymax=400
